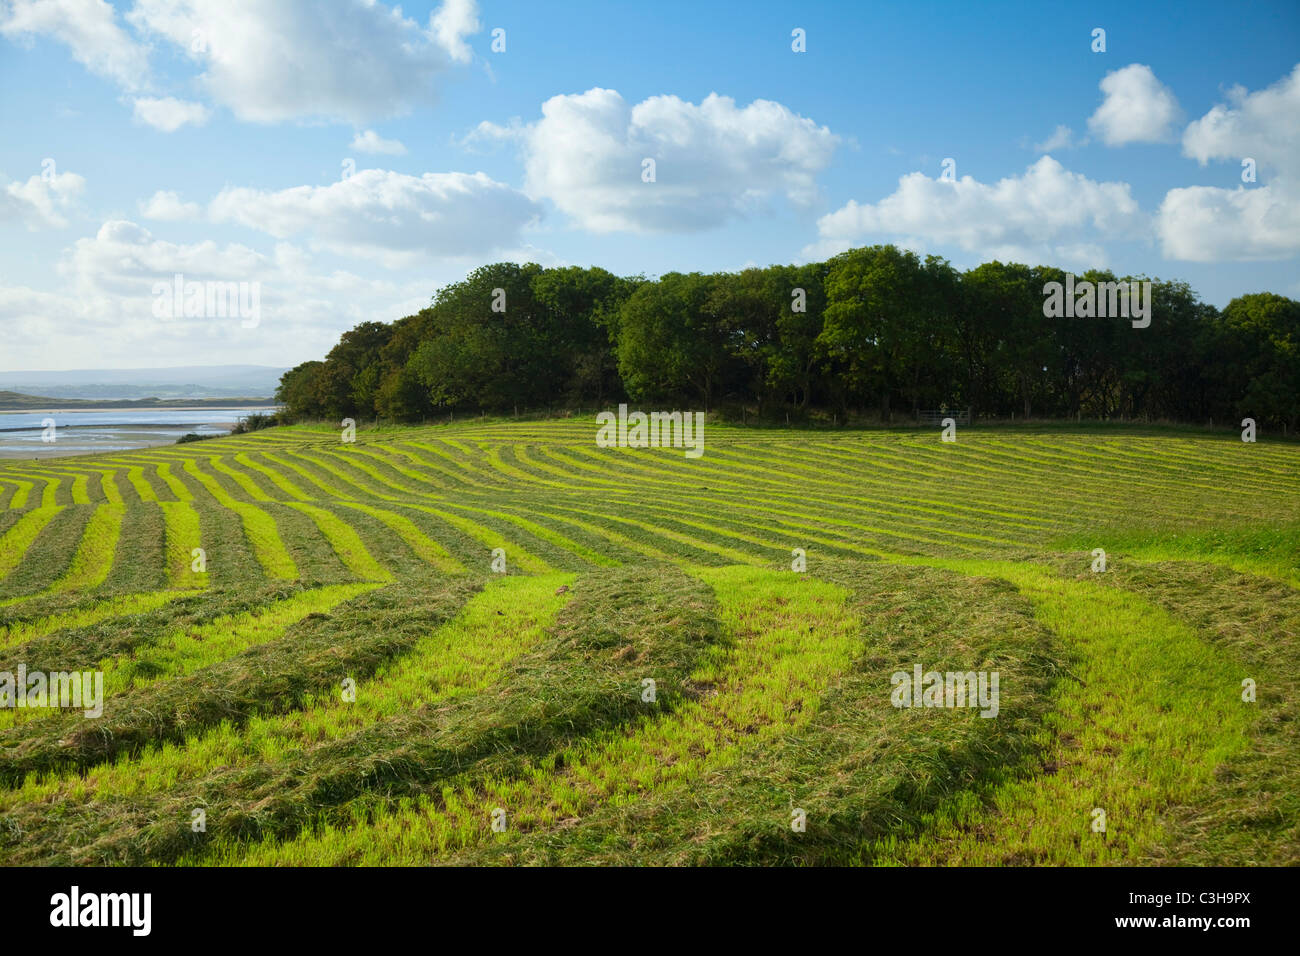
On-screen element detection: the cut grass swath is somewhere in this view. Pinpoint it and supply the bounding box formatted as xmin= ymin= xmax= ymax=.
xmin=160 ymin=501 xmax=207 ymax=589
xmin=0 ymin=583 xmax=378 ymax=730
xmin=0 ymin=580 xmax=480 ymax=793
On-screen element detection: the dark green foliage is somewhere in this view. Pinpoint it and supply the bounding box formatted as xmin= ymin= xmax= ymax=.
xmin=230 ymin=413 xmax=278 ymax=434
xmin=279 ymin=249 xmax=1299 ymax=428
xmin=274 ymin=361 xmax=328 ymax=421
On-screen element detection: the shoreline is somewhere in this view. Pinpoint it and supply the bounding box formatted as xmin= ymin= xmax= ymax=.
xmin=0 ymin=405 xmax=277 ymax=415
xmin=0 ymin=422 xmax=239 ymax=433
xmin=0 ymin=407 xmax=274 ymax=458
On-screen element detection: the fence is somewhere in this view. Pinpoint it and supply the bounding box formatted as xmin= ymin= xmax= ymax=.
xmin=918 ymin=408 xmax=971 ymax=425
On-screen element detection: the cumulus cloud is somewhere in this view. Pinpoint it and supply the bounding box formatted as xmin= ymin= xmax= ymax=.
xmin=1087 ymin=64 xmax=1182 ymax=146
xmin=1033 ymin=125 xmax=1081 ymax=152
xmin=62 ymin=219 xmax=269 ymax=298
xmin=0 ymin=219 xmax=443 ymax=367
xmin=430 ymin=0 xmax=479 ymax=64
xmin=454 ymin=118 xmax=525 ymax=151
xmin=138 ymin=190 xmax=202 ymax=220
xmin=125 ymin=0 xmax=482 ymax=124
xmin=0 ymin=169 xmax=85 ymax=228
xmin=1157 ymin=184 xmax=1300 ymax=261
xmin=809 ymin=156 xmax=1142 ymax=265
xmin=0 ymin=0 xmax=148 ymax=90
xmin=350 ymin=129 xmax=407 ymax=155
xmin=502 ymin=88 xmax=838 ymax=232
xmin=1156 ymin=64 xmax=1300 ymax=261
xmin=4 ymin=1 xmax=483 ymax=126
xmin=1181 ymin=63 xmax=1300 ymax=175
xmin=207 ymin=168 xmax=542 ymax=266
xmin=131 ymin=96 xmax=210 ymax=131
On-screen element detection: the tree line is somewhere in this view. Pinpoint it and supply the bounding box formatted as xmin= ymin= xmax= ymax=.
xmin=275 ymin=246 xmax=1300 ymax=429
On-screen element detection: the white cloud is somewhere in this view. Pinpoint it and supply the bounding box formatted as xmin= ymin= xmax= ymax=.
xmin=509 ymin=88 xmax=839 ymax=233
xmin=1157 ymin=184 xmax=1300 ymax=262
xmin=4 ymin=1 xmax=481 ymax=125
xmin=454 ymin=118 xmax=524 ymax=151
xmin=1033 ymin=124 xmax=1081 ymax=152
xmin=1181 ymin=63 xmax=1300 ymax=176
xmin=809 ymin=156 xmax=1142 ymax=265
xmin=1156 ymin=64 xmax=1300 ymax=262
xmin=350 ymin=129 xmax=407 ymax=155
xmin=0 ymin=283 xmax=71 ymax=340
xmin=125 ymin=0 xmax=482 ymax=124
xmin=0 ymin=219 xmax=442 ymax=367
xmin=207 ymin=168 xmax=542 ymax=266
xmin=62 ymin=219 xmax=267 ymax=298
xmin=0 ymin=0 xmax=148 ymax=90
xmin=139 ymin=190 xmax=202 ymax=221
xmin=1087 ymin=64 xmax=1182 ymax=146
xmin=132 ymin=96 xmax=210 ymax=131
xmin=430 ymin=0 xmax=479 ymax=64
xmin=0 ymin=169 xmax=85 ymax=228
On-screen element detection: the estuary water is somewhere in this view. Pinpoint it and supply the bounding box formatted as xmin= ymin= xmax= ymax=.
xmin=0 ymin=407 xmax=278 ymax=458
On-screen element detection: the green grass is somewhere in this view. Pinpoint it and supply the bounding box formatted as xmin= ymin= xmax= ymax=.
xmin=197 ymin=563 xmax=725 ymax=865
xmin=1056 ymin=520 xmax=1300 ymax=588
xmin=0 ymin=583 xmax=378 ymax=731
xmin=0 ymin=419 xmax=1295 ymax=866
xmin=866 ymin=558 xmax=1256 ymax=864
xmin=0 ymin=579 xmax=478 ymax=796
xmin=451 ymin=561 xmax=1061 ymax=865
xmin=0 ymin=508 xmax=60 ymax=584
xmin=0 ymin=574 xmax=571 ymax=826
xmin=160 ymin=501 xmax=207 ymax=589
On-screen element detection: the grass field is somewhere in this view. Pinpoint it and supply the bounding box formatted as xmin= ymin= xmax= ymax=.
xmin=0 ymin=417 xmax=1295 ymax=866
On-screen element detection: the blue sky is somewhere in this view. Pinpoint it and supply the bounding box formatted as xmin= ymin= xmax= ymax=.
xmin=1 ymin=0 xmax=1297 ymax=370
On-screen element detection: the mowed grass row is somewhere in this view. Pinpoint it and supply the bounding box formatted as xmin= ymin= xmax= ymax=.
xmin=160 ymin=501 xmax=206 ymax=589
xmin=864 ymin=557 xmax=1258 ymax=865
xmin=0 ymin=591 xmax=185 ymax=654
xmin=0 ymin=575 xmax=573 ymax=823
xmin=12 ymin=424 xmax=1289 ymax=530
xmin=449 ymin=560 xmax=1062 ymax=865
xmin=187 ymin=564 xmax=730 ymax=865
xmin=233 ymin=422 xmax=1295 ymax=520
xmin=0 ymin=508 xmax=61 ymax=586
xmin=0 ymin=579 xmax=480 ymax=792
xmin=5 ymin=548 xmax=1274 ymax=868
xmin=3 ymin=567 xmax=721 ymax=865
xmin=0 ymin=421 xmax=1294 ymax=866
xmin=0 ymin=583 xmax=378 ymax=730
xmin=4 ymin=426 xmax=1291 ymax=596
xmin=193 ymin=559 xmax=1029 ymax=866
xmin=202 ymin=553 xmax=1279 ymax=867
xmin=0 ymin=505 xmax=122 ymax=608
xmin=1035 ymin=556 xmax=1300 ymax=865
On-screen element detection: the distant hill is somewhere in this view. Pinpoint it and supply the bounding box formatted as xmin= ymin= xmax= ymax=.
xmin=0 ymin=390 xmax=275 ymax=411
xmin=0 ymin=365 xmax=286 ymax=400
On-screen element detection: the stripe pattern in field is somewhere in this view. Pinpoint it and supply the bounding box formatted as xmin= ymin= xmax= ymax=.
xmin=0 ymin=419 xmax=1296 ymax=866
